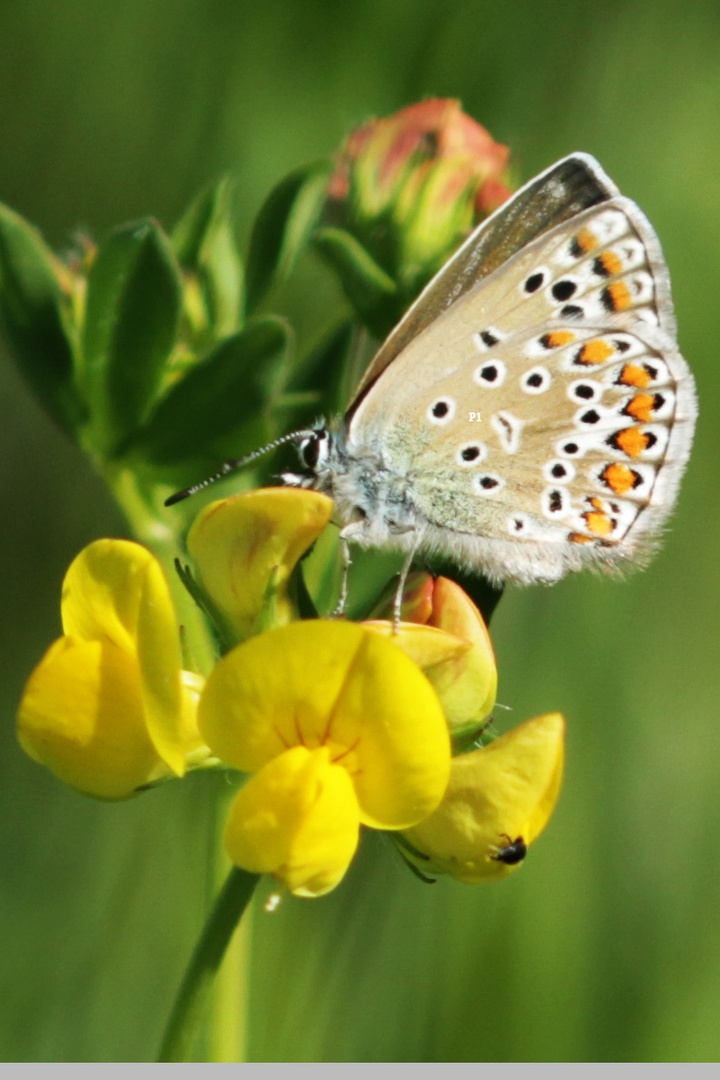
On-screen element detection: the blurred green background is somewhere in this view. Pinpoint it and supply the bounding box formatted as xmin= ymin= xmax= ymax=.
xmin=1 ymin=0 xmax=718 ymax=1062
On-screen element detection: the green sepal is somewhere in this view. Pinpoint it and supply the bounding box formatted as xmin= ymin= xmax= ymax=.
xmin=249 ymin=559 xmax=319 ymax=640
xmin=249 ymin=565 xmax=283 ymax=639
xmin=292 ymin=560 xmax=319 ymax=621
xmin=81 ymin=218 xmax=183 ymax=456
xmin=173 ymin=558 xmax=229 ymax=658
xmin=313 ymin=226 xmax=400 ymax=339
xmin=172 ymin=177 xmax=244 ymax=342
xmin=245 ymin=160 xmax=331 ymax=314
xmin=451 ymin=718 xmax=496 ymax=757
xmin=0 ymin=203 xmax=82 ymax=434
xmin=124 ymin=315 xmax=292 ymax=468
xmin=391 ymin=833 xmax=437 ymax=884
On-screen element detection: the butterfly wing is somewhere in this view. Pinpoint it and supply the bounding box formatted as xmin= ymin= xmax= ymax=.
xmin=345 ymin=185 xmax=696 ymax=584
xmin=351 ymin=153 xmax=621 ymax=405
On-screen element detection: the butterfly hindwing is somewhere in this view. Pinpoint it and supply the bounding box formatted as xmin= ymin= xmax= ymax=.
xmin=346 ymin=189 xmax=695 ymax=583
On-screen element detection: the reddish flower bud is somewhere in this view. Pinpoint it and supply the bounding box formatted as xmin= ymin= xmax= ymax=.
xmin=369 ymin=572 xmax=497 ymax=736
xmin=326 ymin=99 xmax=513 ymax=303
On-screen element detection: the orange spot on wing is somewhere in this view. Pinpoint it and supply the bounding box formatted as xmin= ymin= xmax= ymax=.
xmin=624 ymin=392 xmax=655 ymax=422
xmin=577 ymin=339 xmax=614 ymax=365
xmin=568 ymin=532 xmax=594 ymax=544
xmin=575 ymin=228 xmax=598 ymax=253
xmin=598 ymin=250 xmax=623 ymax=276
xmin=614 ymin=427 xmax=650 ymax=457
xmin=583 ymin=511 xmax=613 ymax=536
xmin=604 ymin=281 xmax=632 ymax=311
xmin=619 ymin=363 xmax=652 ymax=388
xmin=601 ymin=463 xmax=639 ymax=495
xmin=545 ymin=331 xmax=575 ymax=348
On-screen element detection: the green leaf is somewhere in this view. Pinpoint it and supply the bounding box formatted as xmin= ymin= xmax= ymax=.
xmin=287 ymin=316 xmax=354 ymax=386
xmin=172 ymin=177 xmax=244 ymax=340
xmin=313 ymin=226 xmax=399 ymax=338
xmin=0 ymin=203 xmax=81 ymax=434
xmin=281 ymin=317 xmax=354 ymax=425
xmin=82 ymin=219 xmax=183 ymax=455
xmin=245 ymin=161 xmax=331 ymax=314
xmin=126 ymin=315 xmax=292 ymax=467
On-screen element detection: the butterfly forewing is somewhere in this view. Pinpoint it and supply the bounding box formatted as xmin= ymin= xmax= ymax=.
xmin=351 ymin=153 xmax=620 ymax=403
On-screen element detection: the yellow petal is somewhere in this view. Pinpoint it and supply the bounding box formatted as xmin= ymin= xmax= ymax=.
xmin=198 ymin=620 xmax=451 ymax=829
xmin=60 ymin=539 xmax=188 ymax=775
xmin=61 ymin=539 xmax=154 ymax=651
xmin=179 ymin=670 xmax=211 ymax=766
xmin=224 ymin=746 xmax=360 ymax=897
xmin=187 ymin=488 xmax=333 ymax=643
xmin=16 ymin=636 xmax=169 ymax=799
xmin=401 ymin=713 xmax=565 ymax=882
xmin=424 ymin=577 xmax=497 ymax=733
xmin=362 ymin=620 xmax=470 ymax=671
xmin=134 ymin=556 xmax=196 ymax=775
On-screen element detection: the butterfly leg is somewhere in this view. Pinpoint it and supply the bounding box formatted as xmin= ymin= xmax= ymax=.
xmin=332 ymin=532 xmax=353 ymax=618
xmin=332 ymin=520 xmax=368 ymax=617
xmin=392 ymin=530 xmax=422 ymax=632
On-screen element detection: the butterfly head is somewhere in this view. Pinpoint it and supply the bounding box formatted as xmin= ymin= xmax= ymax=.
xmin=277 ymin=426 xmax=332 ymax=488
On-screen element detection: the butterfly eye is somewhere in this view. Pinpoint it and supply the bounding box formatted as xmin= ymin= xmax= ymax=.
xmin=299 ymin=432 xmax=329 ymax=470
xmin=299 ymin=438 xmax=319 ymax=468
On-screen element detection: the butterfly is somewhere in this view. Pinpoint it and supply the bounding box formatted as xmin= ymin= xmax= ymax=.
xmin=169 ymin=154 xmax=697 ymax=602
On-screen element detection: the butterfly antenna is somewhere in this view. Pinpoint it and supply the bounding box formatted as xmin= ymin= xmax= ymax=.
xmin=164 ymin=429 xmax=319 ymax=507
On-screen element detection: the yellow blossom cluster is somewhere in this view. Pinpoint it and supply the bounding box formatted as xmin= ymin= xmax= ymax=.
xmin=17 ymin=488 xmax=564 ymax=895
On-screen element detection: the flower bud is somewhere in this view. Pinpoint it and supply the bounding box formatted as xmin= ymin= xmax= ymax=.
xmin=369 ymin=573 xmax=497 ymax=736
xmin=324 ymin=99 xmax=512 ymax=329
xmin=186 ymin=488 xmax=333 ymax=644
xmin=401 ymin=713 xmax=565 ymax=883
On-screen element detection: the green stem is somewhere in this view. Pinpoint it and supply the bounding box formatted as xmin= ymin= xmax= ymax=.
xmin=157 ymin=867 xmax=260 ymax=1062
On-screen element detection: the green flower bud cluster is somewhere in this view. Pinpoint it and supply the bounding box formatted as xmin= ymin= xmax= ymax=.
xmin=0 ymin=166 xmax=332 ymax=503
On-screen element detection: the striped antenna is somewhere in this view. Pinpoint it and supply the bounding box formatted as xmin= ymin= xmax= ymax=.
xmin=164 ymin=429 xmax=319 ymax=507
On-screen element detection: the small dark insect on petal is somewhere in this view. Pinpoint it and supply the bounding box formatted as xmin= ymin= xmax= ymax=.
xmin=490 ymin=835 xmax=527 ymax=865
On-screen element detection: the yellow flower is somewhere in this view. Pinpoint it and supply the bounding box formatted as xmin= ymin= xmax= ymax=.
xmin=367 ymin=573 xmax=497 ymax=736
xmin=17 ymin=539 xmax=206 ymax=799
xmin=186 ymin=488 xmax=333 ymax=644
xmin=198 ymin=620 xmax=451 ymax=897
xmin=401 ymin=713 xmax=565 ymax=883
